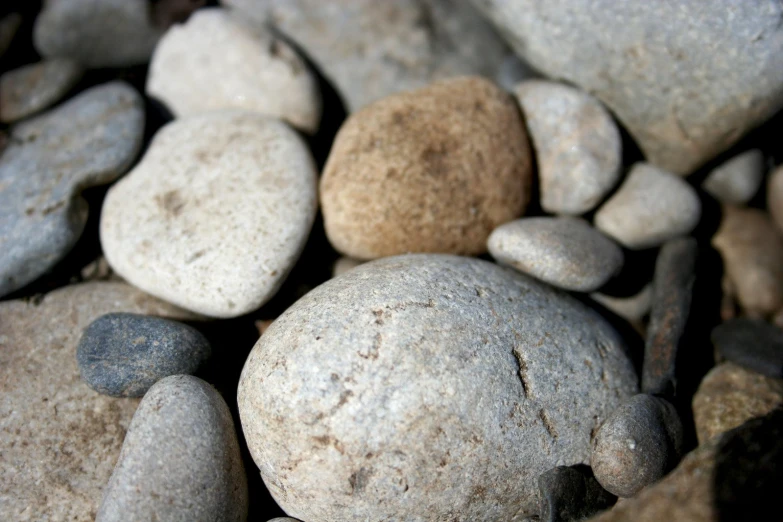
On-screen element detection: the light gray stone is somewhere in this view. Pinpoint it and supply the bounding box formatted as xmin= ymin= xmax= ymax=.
xmin=222 ymin=0 xmax=511 ymax=112
xmin=101 ymin=110 xmax=317 ymax=318
xmin=0 ymin=82 xmax=144 ymax=297
xmin=514 ymin=80 xmax=622 ymax=215
xmin=702 ymin=149 xmax=764 ymax=204
xmin=594 ymin=163 xmax=701 ymax=250
xmin=488 ymin=217 xmax=623 ymax=292
xmin=0 ymin=59 xmax=83 ymax=123
xmin=97 ymin=375 xmax=248 ymax=522
xmin=470 ymin=0 xmax=783 ymax=176
xmin=591 ymin=284 xmax=653 ymax=322
xmin=147 ymin=9 xmax=322 ymax=133
xmin=238 ymin=254 xmax=638 ymax=521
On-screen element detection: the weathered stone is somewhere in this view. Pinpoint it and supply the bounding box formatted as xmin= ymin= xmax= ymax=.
xmin=767 ymin=164 xmax=783 ymax=234
xmin=0 ymin=59 xmax=83 ymax=123
xmin=702 ymin=149 xmax=764 ymax=205
xmin=712 ymin=318 xmax=783 ymax=379
xmin=538 ymin=466 xmax=616 ymax=522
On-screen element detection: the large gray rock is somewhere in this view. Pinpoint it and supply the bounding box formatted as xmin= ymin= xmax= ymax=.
xmin=238 ymin=254 xmax=638 ymax=521
xmin=470 ymin=0 xmax=783 ymax=175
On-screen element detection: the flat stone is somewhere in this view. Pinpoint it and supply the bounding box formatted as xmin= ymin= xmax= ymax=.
xmin=470 ymin=0 xmax=783 ymax=176
xmin=712 ymin=318 xmax=783 ymax=379
xmin=97 ymin=375 xmax=248 ymax=522
xmin=101 ymin=110 xmax=317 ymax=318
xmin=0 ymin=59 xmax=83 ymax=123
xmin=238 ymin=254 xmax=637 ymax=521
xmin=321 ymin=76 xmax=532 ymax=259
xmin=0 ymin=282 xmax=195 ymax=522
xmin=33 ymin=0 xmax=164 ymax=68
xmin=514 ymin=80 xmax=621 ymax=215
xmin=767 ymin=165 xmax=783 ymax=234
xmin=488 ymin=217 xmax=623 ymax=292
xmin=77 ymin=313 xmax=211 ymax=398
xmin=591 ymin=394 xmax=684 ymax=498
xmin=538 ymin=466 xmax=616 ymax=522
xmin=147 ymin=9 xmax=321 ymax=133
xmin=594 ymin=163 xmax=701 ymax=250
xmin=591 ymin=284 xmax=653 ymax=322
xmin=702 ymin=149 xmax=764 ymax=204
xmin=692 ymin=362 xmax=783 ymax=444
xmin=712 ymin=205 xmax=783 ymax=316
xmin=0 ymin=82 xmax=144 ymax=297
xmin=222 ymin=0 xmax=511 ymax=112
xmin=0 ymin=12 xmax=22 ymax=59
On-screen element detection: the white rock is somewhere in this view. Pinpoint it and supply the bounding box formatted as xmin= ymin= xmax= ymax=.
xmin=702 ymin=149 xmax=764 ymax=204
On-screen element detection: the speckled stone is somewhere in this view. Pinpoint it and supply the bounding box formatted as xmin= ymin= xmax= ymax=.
xmin=238 ymin=254 xmax=638 ymax=521
xmin=0 ymin=82 xmax=144 ymax=297
xmin=514 ymin=80 xmax=621 ymax=215
xmin=147 ymin=9 xmax=321 ymax=133
xmin=594 ymin=163 xmax=701 ymax=250
xmin=77 ymin=313 xmax=211 ymax=398
xmin=488 ymin=217 xmax=623 ymax=292
xmin=0 ymin=282 xmax=195 ymax=522
xmin=0 ymin=59 xmax=83 ymax=123
xmin=97 ymin=375 xmax=248 ymax=522
xmin=101 ymin=110 xmax=317 ymax=318
xmin=591 ymin=284 xmax=653 ymax=322
xmin=767 ymin=165 xmax=783 ymax=234
xmin=702 ymin=149 xmax=764 ymax=205
xmin=712 ymin=318 xmax=783 ymax=379
xmin=320 ymin=76 xmax=532 ymax=259
xmin=470 ymin=0 xmax=783 ymax=176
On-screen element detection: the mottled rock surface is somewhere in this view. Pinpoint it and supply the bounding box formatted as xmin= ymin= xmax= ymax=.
xmin=702 ymin=149 xmax=764 ymax=205
xmin=0 ymin=59 xmax=83 ymax=123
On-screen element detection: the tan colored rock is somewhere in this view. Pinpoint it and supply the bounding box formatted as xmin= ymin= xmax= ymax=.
xmin=320 ymin=76 xmax=532 ymax=259
xmin=712 ymin=206 xmax=783 ymax=316
xmin=692 ymin=362 xmax=783 ymax=444
xmin=767 ymin=165 xmax=783 ymax=234
xmin=0 ymin=282 xmax=195 ymax=522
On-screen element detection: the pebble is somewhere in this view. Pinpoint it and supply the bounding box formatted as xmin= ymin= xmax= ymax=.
xmin=320 ymin=76 xmax=532 ymax=259
xmin=0 ymin=12 xmax=22 ymax=58
xmin=0 ymin=59 xmax=83 ymax=123
xmin=222 ymin=0 xmax=510 ymax=112
xmin=702 ymin=149 xmax=764 ymax=204
xmin=514 ymin=80 xmax=622 ymax=215
xmin=77 ymin=313 xmax=211 ymax=398
xmin=712 ymin=205 xmax=783 ymax=316
xmin=692 ymin=362 xmax=783 ymax=444
xmin=0 ymin=82 xmax=144 ymax=298
xmin=332 ymin=256 xmax=363 ymax=278
xmin=538 ymin=466 xmax=616 ymax=522
xmin=591 ymin=394 xmax=684 ymax=498
xmin=594 ymin=163 xmax=701 ymax=250
xmin=97 ymin=375 xmax=248 ymax=522
xmin=238 ymin=254 xmax=637 ymax=521
xmin=470 ymin=0 xmax=783 ymax=176
xmin=591 ymin=284 xmax=653 ymax=322
xmin=100 ymin=110 xmax=317 ymax=318
xmin=767 ymin=165 xmax=783 ymax=234
xmin=0 ymin=282 xmax=195 ymax=521
xmin=147 ymin=9 xmax=322 ymax=133
xmin=712 ymin=318 xmax=783 ymax=379
xmin=487 ymin=217 xmax=624 ymax=292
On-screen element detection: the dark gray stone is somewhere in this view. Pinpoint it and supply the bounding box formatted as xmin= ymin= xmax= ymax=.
xmin=77 ymin=313 xmax=211 ymax=397
xmin=0 ymin=59 xmax=83 ymax=123
xmin=538 ymin=465 xmax=616 ymax=522
xmin=712 ymin=318 xmax=783 ymax=379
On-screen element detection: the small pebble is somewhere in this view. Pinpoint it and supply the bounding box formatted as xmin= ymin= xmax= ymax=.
xmin=538 ymin=466 xmax=616 ymax=522
xmin=766 ymin=164 xmax=783 ymax=234
xmin=591 ymin=284 xmax=653 ymax=322
xmin=77 ymin=313 xmax=211 ymax=398
xmin=488 ymin=217 xmax=623 ymax=292
xmin=594 ymin=163 xmax=701 ymax=250
xmin=97 ymin=375 xmax=248 ymax=522
xmin=332 ymin=256 xmax=363 ymax=278
xmin=712 ymin=317 xmax=783 ymax=378
xmin=514 ymin=80 xmax=621 ymax=215
xmin=702 ymin=149 xmax=764 ymax=204
xmin=0 ymin=59 xmax=83 ymax=123
xmin=591 ymin=394 xmax=684 ymax=498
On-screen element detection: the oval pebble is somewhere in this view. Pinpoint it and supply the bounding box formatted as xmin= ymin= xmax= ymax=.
xmin=702 ymin=149 xmax=764 ymax=205
xmin=0 ymin=58 xmax=83 ymax=123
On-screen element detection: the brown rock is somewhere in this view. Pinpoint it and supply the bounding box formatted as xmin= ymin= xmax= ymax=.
xmin=712 ymin=205 xmax=783 ymax=316
xmin=320 ymin=76 xmax=532 ymax=259
xmin=692 ymin=362 xmax=783 ymax=444
xmin=0 ymin=282 xmax=195 ymax=521
xmin=767 ymin=165 xmax=783 ymax=234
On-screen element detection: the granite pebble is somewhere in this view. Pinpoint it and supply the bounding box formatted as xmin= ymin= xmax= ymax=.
xmin=712 ymin=318 xmax=783 ymax=379
xmin=0 ymin=59 xmax=83 ymax=123
xmin=538 ymin=466 xmax=616 ymax=522
xmin=702 ymin=149 xmax=764 ymax=205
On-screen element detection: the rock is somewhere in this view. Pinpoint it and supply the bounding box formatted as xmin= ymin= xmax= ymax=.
xmin=238 ymin=254 xmax=638 ymax=521
xmin=80 ymin=256 xmax=119 ymax=282
xmin=332 ymin=257 xmax=363 ymax=278
xmin=0 ymin=12 xmax=22 ymax=58
xmin=591 ymin=394 xmax=684 ymax=498
xmin=222 ymin=0 xmax=511 ymax=112
xmin=470 ymin=0 xmax=783 ymax=176
xmin=712 ymin=318 xmax=783 ymax=379
xmin=767 ymin=165 xmax=783 ymax=234
xmin=702 ymin=149 xmax=764 ymax=205
xmin=97 ymin=375 xmax=248 ymax=521
xmin=591 ymin=284 xmax=653 ymax=323
xmin=712 ymin=205 xmax=783 ymax=316
xmin=77 ymin=313 xmax=211 ymax=397
xmin=0 ymin=59 xmax=83 ymax=123
xmin=488 ymin=217 xmax=623 ymax=292
xmin=692 ymin=362 xmax=783 ymax=444
xmin=594 ymin=163 xmax=701 ymax=250
xmin=0 ymin=282 xmax=195 ymax=522
xmin=320 ymin=76 xmax=532 ymax=259
xmin=0 ymin=82 xmax=144 ymax=297
xmin=147 ymin=9 xmax=321 ymax=133
xmin=514 ymin=80 xmax=621 ymax=215
xmin=100 ymin=110 xmax=317 ymax=318
xmin=538 ymin=466 xmax=616 ymax=522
